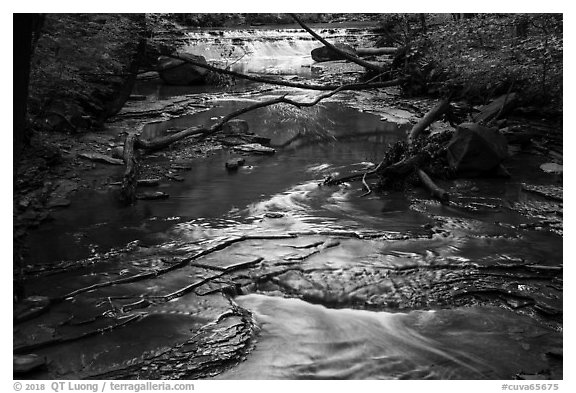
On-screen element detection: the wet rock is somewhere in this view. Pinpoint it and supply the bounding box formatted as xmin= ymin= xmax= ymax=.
xmin=46 ymin=180 xmax=78 ymax=209
xmin=136 ymin=191 xmax=169 ymax=200
xmin=540 ymin=162 xmax=563 ymax=174
xmin=78 ymin=152 xmax=124 ymax=165
xmin=233 ymin=143 xmax=276 ymax=155
xmin=311 ymin=43 xmax=357 ymax=62
xmin=13 ymin=354 xmax=46 ymax=374
xmin=137 ymin=178 xmax=161 ymax=187
xmin=158 ymin=53 xmax=209 ymax=86
xmin=447 ymin=123 xmax=508 ymax=176
xmin=225 ymin=158 xmax=245 ymax=171
xmin=222 ymin=119 xmax=249 ymax=135
xmin=166 ymin=173 xmax=185 ymax=182
xmin=111 ymin=146 xmax=125 ymax=159
xmin=14 ymin=296 xmax=51 ymax=323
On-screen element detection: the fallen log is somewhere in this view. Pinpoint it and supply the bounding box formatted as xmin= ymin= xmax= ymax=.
xmin=417 ymin=169 xmax=450 ymax=203
xmin=473 ymin=92 xmax=518 ymax=124
xmin=356 ymin=47 xmax=397 ymax=56
xmin=136 ymin=126 xmax=205 ymax=152
xmin=407 ymin=98 xmax=451 ymax=145
xmin=290 ymin=14 xmax=385 ymax=74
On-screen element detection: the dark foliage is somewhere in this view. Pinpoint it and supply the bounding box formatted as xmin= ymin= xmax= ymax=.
xmin=377 ymin=14 xmax=562 ymax=107
xmin=28 ymin=14 xmax=147 ymax=132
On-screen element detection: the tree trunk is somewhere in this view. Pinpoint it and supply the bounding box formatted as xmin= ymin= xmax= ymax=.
xmin=407 ymin=98 xmax=451 ymax=145
xmin=120 ymin=134 xmax=138 ymax=205
xmin=13 ymin=14 xmax=40 ymax=173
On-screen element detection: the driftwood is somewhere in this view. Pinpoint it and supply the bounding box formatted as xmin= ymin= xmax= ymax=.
xmin=407 ymin=98 xmax=451 ymax=145
xmin=417 ymin=169 xmax=450 ymax=203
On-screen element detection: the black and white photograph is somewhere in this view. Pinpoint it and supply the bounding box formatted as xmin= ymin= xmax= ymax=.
xmin=11 ymin=4 xmax=567 ymax=387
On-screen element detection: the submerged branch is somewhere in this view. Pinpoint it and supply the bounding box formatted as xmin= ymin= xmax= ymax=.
xmin=417 ymin=169 xmax=450 ymax=203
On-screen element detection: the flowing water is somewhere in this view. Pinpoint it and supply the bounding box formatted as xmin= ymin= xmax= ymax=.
xmin=18 ymin=26 xmax=563 ymax=380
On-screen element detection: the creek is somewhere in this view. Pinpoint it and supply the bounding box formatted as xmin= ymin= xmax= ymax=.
xmin=17 ymin=25 xmax=562 ymax=380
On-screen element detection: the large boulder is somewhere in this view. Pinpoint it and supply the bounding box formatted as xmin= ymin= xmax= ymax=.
xmin=222 ymin=119 xmax=249 ymax=135
xmin=157 ymin=53 xmax=209 ymax=85
xmin=311 ymin=43 xmax=357 ymax=62
xmin=446 ymin=123 xmax=508 ymax=177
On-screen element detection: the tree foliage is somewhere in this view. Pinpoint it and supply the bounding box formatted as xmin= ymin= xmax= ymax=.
xmin=378 ymin=14 xmax=562 ymax=107
xmin=28 ymin=14 xmax=147 ymax=131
